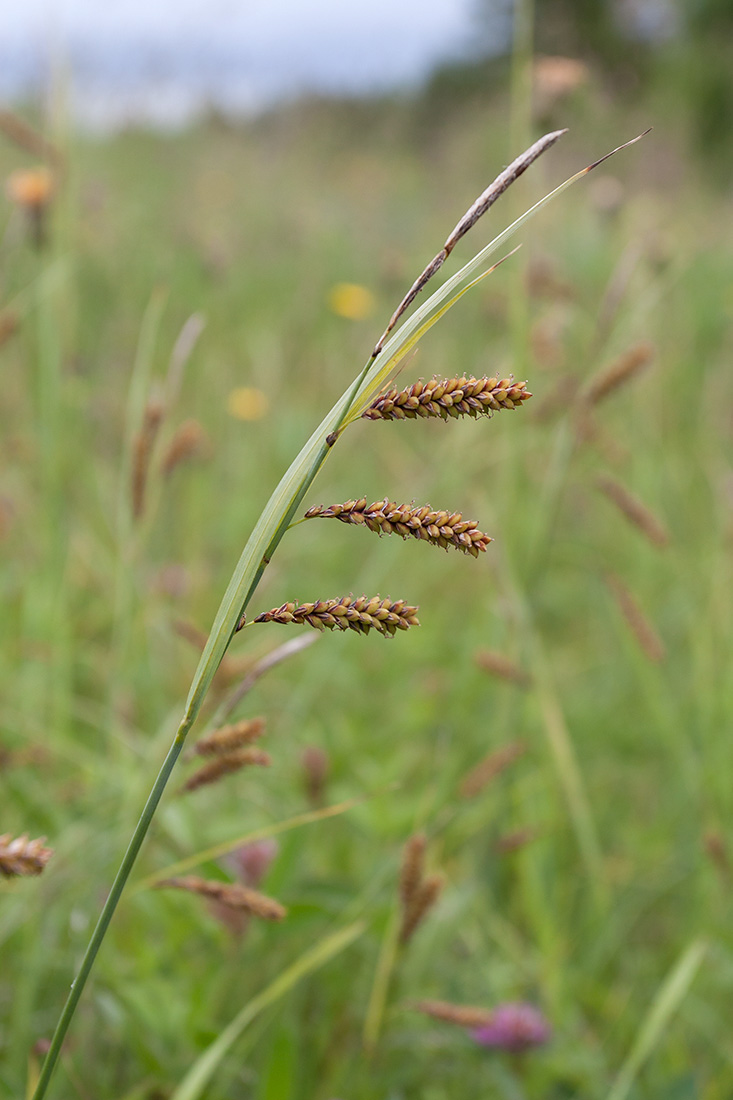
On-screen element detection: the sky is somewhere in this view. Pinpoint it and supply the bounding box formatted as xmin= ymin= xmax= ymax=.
xmin=3 ymin=0 xmax=493 ymax=130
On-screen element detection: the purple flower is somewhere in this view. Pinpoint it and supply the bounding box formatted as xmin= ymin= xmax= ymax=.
xmin=472 ymin=1003 xmax=551 ymax=1053
xmin=224 ymin=839 xmax=279 ymax=888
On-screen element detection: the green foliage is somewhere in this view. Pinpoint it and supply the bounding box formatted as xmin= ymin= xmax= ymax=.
xmin=1 ymin=94 xmax=732 ymax=1099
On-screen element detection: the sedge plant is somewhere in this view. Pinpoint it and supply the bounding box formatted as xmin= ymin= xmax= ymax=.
xmin=30 ymin=126 xmax=647 ymax=1099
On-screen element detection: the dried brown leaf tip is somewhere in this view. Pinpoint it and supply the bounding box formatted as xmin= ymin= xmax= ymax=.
xmin=254 ymin=596 xmax=419 ymax=638
xmin=192 ymin=717 xmax=266 ymax=757
xmin=0 ymin=833 xmax=53 ymax=878
xmin=305 ymin=499 xmax=492 ymax=557
xmin=363 ymin=375 xmax=531 ymax=422
xmin=412 ymin=999 xmax=493 ymax=1029
xmin=596 ymin=475 xmax=669 ymax=549
xmin=398 ymin=833 xmax=443 ymax=944
xmin=182 ymin=747 xmax=271 ymax=793
xmin=156 ymin=875 xmax=286 ymax=921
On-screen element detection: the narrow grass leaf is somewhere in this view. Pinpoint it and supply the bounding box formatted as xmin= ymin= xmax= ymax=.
xmin=363 ymin=908 xmax=401 ymax=1054
xmin=135 ymin=796 xmax=368 ymax=889
xmin=606 ymin=939 xmax=706 ymax=1100
xmin=170 ymin=921 xmax=365 ymax=1100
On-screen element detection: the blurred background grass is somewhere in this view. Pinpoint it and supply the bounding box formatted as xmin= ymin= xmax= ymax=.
xmin=2 ymin=7 xmax=733 ymax=1096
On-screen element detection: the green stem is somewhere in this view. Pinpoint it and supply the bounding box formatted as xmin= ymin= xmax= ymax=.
xmin=33 ymin=401 xmax=343 ymax=1100
xmin=31 ymin=721 xmax=191 ymax=1099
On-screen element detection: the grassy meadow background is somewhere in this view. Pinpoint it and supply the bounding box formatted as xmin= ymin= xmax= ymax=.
xmin=2 ymin=76 xmax=733 ymax=1099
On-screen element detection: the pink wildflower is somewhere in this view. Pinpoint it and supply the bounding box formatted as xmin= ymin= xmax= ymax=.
xmin=472 ymin=1003 xmax=551 ymax=1053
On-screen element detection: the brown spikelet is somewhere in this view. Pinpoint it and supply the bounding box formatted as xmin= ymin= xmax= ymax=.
xmin=131 ymin=396 xmax=165 ymax=519
xmin=363 ymin=375 xmax=532 ymax=422
xmin=156 ymin=875 xmax=286 ymax=921
xmin=399 ymin=873 xmax=444 ymax=944
xmin=584 ymin=342 xmax=655 ymax=406
xmin=305 ymin=499 xmax=492 ymax=557
xmin=0 ymin=311 xmax=18 ymax=349
xmin=596 ymin=475 xmax=669 ymax=548
xmin=182 ymin=747 xmax=271 ymax=793
xmin=161 ymin=418 xmax=209 ymax=477
xmin=193 ymin=717 xmax=266 ymax=757
xmin=605 ymin=573 xmax=666 ymax=663
xmin=0 ymin=833 xmax=53 ymax=878
xmin=399 ymin=833 xmax=427 ymax=912
xmin=459 ymin=741 xmax=527 ymax=799
xmin=475 ymin=650 xmax=531 ymax=686
xmin=703 ymin=831 xmax=730 ymax=883
xmin=254 ymin=596 xmax=419 ymax=638
xmin=301 ymin=744 xmax=330 ymax=806
xmin=412 ymin=999 xmax=494 ymax=1029
xmin=494 ymin=826 xmax=540 ymax=854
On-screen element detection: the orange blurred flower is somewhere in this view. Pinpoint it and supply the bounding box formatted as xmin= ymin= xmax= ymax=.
xmin=6 ymin=166 xmax=55 ymax=208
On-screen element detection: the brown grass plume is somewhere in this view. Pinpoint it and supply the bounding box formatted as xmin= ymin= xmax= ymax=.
xmin=605 ymin=573 xmax=666 ymax=663
xmin=584 ymin=342 xmax=655 ymax=406
xmin=363 ymin=375 xmax=531 ymax=421
xmin=156 ymin=875 xmax=286 ymax=921
xmin=193 ymin=717 xmax=266 ymax=757
xmin=596 ymin=475 xmax=669 ymax=548
xmin=254 ymin=596 xmax=419 ymax=637
xmin=0 ymin=833 xmax=53 ymax=877
xmin=182 ymin=747 xmax=271 ymax=792
xmin=305 ymin=498 xmax=492 ymax=556
xmin=460 ymin=741 xmax=527 ymax=799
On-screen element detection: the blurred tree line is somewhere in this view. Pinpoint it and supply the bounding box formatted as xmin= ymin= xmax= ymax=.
xmin=427 ymin=0 xmax=733 ymax=169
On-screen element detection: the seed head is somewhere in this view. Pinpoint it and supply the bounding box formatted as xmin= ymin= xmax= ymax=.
xmin=399 ymin=873 xmax=444 ymax=944
xmin=156 ymin=875 xmax=286 ymax=921
xmin=596 ymin=474 xmax=669 ymax=549
xmin=161 ymin=419 xmax=209 ymax=477
xmin=131 ymin=396 xmax=165 ymax=520
xmin=412 ymin=999 xmax=494 ymax=1029
xmin=605 ymin=572 xmax=666 ymax=663
xmin=399 ymin=833 xmax=427 ymax=912
xmin=0 ymin=833 xmax=53 ymax=878
xmin=459 ymin=740 xmax=527 ymax=799
xmin=193 ymin=717 xmax=266 ymax=757
xmin=584 ymin=342 xmax=655 ymax=406
xmin=254 ymin=596 xmax=419 ymax=638
xmin=182 ymin=747 xmax=271 ymax=793
xmin=305 ymin=498 xmax=492 ymax=556
xmin=363 ymin=376 xmax=531 ymax=422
